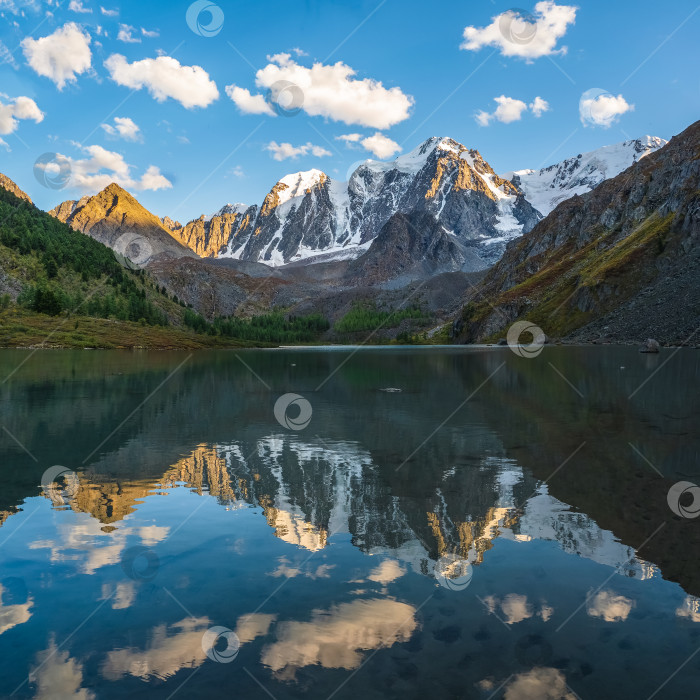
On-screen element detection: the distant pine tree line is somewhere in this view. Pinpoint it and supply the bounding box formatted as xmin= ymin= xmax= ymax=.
xmin=183 ymin=309 xmax=330 ymax=343
xmin=334 ymin=302 xmax=431 ymax=333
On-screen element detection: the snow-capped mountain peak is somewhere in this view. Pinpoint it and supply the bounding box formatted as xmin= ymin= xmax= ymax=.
xmin=277 ymin=169 xmax=328 ymax=205
xmin=215 ymin=135 xmax=540 ymax=268
xmin=504 ymin=135 xmax=667 ymax=216
xmin=209 ymin=202 xmax=248 ymax=219
xmin=173 ymin=134 xmax=669 ymax=270
xmin=353 ymin=137 xmax=466 ymax=180
xmin=435 ymin=136 xmax=463 ymax=154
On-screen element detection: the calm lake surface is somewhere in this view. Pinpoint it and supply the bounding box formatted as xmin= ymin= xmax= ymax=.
xmin=0 ymin=346 xmax=699 ymax=699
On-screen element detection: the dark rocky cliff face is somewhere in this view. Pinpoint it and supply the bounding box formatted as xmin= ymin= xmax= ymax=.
xmin=346 ymin=211 xmax=485 ymax=285
xmin=453 ymin=121 xmax=700 ymax=345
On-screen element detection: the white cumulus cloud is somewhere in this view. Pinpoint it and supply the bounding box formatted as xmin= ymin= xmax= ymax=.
xmin=100 ymin=6 xmax=118 ymax=16
xmin=359 ymin=132 xmax=401 ymax=159
xmin=116 ymin=24 xmax=140 ymax=43
xmin=68 ymin=0 xmax=91 ymax=13
xmin=52 ymin=144 xmax=171 ymax=192
xmin=226 ymin=53 xmax=413 ymax=129
xmin=133 ymin=165 xmax=170 ymax=191
xmin=261 ymin=598 xmax=417 ymax=678
xmin=21 ymin=22 xmax=92 ymax=89
xmin=336 ymin=133 xmax=362 ymax=144
xmin=337 ymin=131 xmax=402 ymax=159
xmin=104 ymin=54 xmax=219 ymax=109
xmin=476 ymin=95 xmax=549 ymax=126
xmin=530 ymin=96 xmax=550 ymax=117
xmin=477 ymin=96 xmax=527 ymax=126
xmin=501 ymin=667 xmax=578 ymax=700
xmin=224 ymin=85 xmax=274 ymax=116
xmin=461 ymin=1 xmax=577 ymax=60
xmin=101 ymin=116 xmax=141 ymax=142
xmin=265 ymin=141 xmax=332 ymax=161
xmin=579 ymin=92 xmax=633 ymax=127
xmin=0 ymin=94 xmax=44 ymax=135
xmin=587 ymin=590 xmax=635 ymax=622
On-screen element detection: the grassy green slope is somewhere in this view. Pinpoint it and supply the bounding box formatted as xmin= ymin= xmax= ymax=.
xmin=465 ymin=212 xmax=675 ymax=341
xmin=0 ymin=185 xmax=256 ymax=348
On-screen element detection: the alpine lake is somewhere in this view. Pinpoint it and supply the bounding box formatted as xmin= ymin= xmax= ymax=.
xmin=0 ymin=346 xmax=698 ymax=699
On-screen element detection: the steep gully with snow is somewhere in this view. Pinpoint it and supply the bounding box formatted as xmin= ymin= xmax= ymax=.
xmin=44 ymin=131 xmax=686 ymax=341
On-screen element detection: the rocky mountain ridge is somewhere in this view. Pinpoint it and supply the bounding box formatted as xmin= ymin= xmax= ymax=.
xmin=158 ymin=138 xmax=543 ymax=270
xmin=2 ymin=127 xmax=689 ymax=344
xmin=160 ymin=133 xmax=665 ymax=270
xmin=504 ymin=135 xmax=666 ymax=216
xmin=453 ymin=121 xmax=699 ymax=345
xmin=0 ymin=174 xmax=32 ymax=204
xmin=49 ymin=183 xmax=195 ymax=263
xmin=220 ymin=137 xmax=542 ymax=270
xmin=39 ymin=133 xmax=667 ymax=277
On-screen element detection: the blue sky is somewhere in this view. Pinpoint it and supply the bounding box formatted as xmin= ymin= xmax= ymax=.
xmin=0 ymin=0 xmax=698 ymax=222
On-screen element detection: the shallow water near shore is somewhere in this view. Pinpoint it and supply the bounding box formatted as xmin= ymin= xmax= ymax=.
xmin=0 ymin=346 xmax=698 ymax=699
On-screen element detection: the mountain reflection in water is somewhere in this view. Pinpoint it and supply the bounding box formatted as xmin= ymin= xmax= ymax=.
xmin=0 ymin=347 xmax=698 ymax=699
